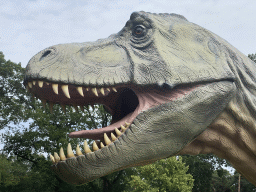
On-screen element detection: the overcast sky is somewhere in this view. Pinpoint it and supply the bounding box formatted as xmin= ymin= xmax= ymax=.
xmin=0 ymin=0 xmax=255 ymax=67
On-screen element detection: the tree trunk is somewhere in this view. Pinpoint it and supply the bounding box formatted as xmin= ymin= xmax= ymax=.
xmin=238 ymin=174 xmax=241 ymax=192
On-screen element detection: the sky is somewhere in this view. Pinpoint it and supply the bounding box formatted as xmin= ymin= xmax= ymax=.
xmin=0 ymin=0 xmax=255 ymax=67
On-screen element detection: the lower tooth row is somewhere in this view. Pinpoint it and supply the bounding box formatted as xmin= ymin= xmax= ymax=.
xmin=50 ymin=122 xmax=131 ymax=164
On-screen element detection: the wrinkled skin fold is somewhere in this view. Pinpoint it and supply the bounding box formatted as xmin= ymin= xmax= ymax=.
xmin=24 ymin=12 xmax=256 ymax=185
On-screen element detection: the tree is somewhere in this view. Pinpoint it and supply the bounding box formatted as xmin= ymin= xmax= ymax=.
xmin=232 ymin=171 xmax=256 ymax=192
xmin=125 ymin=156 xmax=194 ymax=192
xmin=0 ymin=153 xmax=28 ymax=191
xmin=0 ymin=51 xmax=32 ymax=130
xmin=248 ymin=53 xmax=256 ymax=63
xmin=182 ymin=154 xmax=215 ymax=192
xmin=210 ymin=168 xmax=235 ymax=192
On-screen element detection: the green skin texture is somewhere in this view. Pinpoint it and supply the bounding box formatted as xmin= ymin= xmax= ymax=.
xmin=24 ymin=12 xmax=256 ymax=185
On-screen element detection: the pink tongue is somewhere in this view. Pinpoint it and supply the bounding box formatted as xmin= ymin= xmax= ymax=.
xmin=68 ymin=85 xmax=196 ymax=140
xmin=68 ymin=111 xmax=137 ymax=140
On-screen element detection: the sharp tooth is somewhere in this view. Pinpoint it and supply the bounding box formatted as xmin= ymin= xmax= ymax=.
xmin=54 ymin=152 xmax=60 ymax=163
xmin=106 ymin=88 xmax=110 ymax=91
xmin=49 ymin=102 xmax=54 ymax=113
xmin=67 ymin=143 xmax=75 ymax=158
xmin=80 ymin=106 xmax=84 ymax=112
xmin=92 ymin=88 xmax=98 ymax=97
xmin=86 ymin=88 xmax=89 ymax=91
xmin=41 ymin=99 xmax=46 ymax=108
xmin=104 ymin=133 xmax=111 ymax=145
xmin=38 ymin=81 xmax=43 ymax=88
xmin=121 ymin=125 xmax=126 ymax=132
xmin=59 ymin=147 xmax=66 ymax=161
xmin=84 ymin=140 xmax=92 ymax=153
xmin=111 ymin=133 xmax=117 ymax=141
xmin=112 ymin=87 xmax=117 ymax=92
xmin=76 ymin=87 xmax=84 ymax=97
xmin=61 ymin=104 xmax=66 ymax=113
xmin=92 ymin=141 xmax=99 ymax=151
xmin=100 ymin=142 xmax=105 ymax=148
xmin=100 ymin=88 xmax=105 ymax=95
xmin=61 ymin=85 xmax=70 ymax=98
xmin=73 ymin=104 xmax=78 ymax=112
xmin=28 ymin=82 xmax=32 ymax=88
xmin=32 ymin=81 xmax=36 ymax=85
xmin=125 ymin=122 xmax=131 ymax=127
xmin=50 ymin=154 xmax=55 ymax=164
xmin=52 ymin=84 xmax=58 ymax=94
xmin=46 ymin=82 xmax=49 ymax=85
xmin=115 ymin=128 xmax=122 ymax=136
xmin=76 ymin=144 xmax=83 ymax=156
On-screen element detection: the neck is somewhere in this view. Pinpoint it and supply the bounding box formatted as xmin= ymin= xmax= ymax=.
xmin=178 ymin=97 xmax=256 ymax=185
xmin=179 ymin=46 xmax=256 ymax=185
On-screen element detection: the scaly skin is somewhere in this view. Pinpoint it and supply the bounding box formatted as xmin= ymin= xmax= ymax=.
xmin=24 ymin=12 xmax=256 ymax=185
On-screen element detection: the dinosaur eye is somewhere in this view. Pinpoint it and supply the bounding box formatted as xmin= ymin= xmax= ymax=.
xmin=133 ymin=25 xmax=146 ymax=37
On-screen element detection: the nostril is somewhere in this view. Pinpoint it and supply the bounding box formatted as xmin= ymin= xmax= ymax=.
xmin=42 ymin=50 xmax=51 ymax=57
xmin=40 ymin=50 xmax=52 ymax=61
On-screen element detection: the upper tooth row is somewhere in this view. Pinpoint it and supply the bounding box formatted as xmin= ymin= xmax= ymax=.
xmin=50 ymin=122 xmax=131 ymax=164
xmin=27 ymin=81 xmax=117 ymax=98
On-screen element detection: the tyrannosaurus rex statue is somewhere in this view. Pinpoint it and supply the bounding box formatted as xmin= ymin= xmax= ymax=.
xmin=24 ymin=12 xmax=256 ymax=185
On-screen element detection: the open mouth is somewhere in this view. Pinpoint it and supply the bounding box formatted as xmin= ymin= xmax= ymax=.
xmin=23 ymin=78 xmax=235 ymax=185
xmin=25 ymin=80 xmax=198 ymax=161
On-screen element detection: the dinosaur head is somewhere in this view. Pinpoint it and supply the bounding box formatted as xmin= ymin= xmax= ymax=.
xmin=24 ymin=11 xmax=236 ymax=185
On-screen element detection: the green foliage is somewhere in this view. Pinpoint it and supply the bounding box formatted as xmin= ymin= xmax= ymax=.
xmin=182 ymin=154 xmax=235 ymax=191
xmin=125 ymin=157 xmax=194 ymax=192
xmin=248 ymin=53 xmax=256 ymax=63
xmin=210 ymin=169 xmax=235 ymax=192
xmin=182 ymin=154 xmax=215 ymax=192
xmin=0 ymin=51 xmax=32 ymax=129
xmin=182 ymin=154 xmax=256 ymax=192
xmin=232 ymin=171 xmax=256 ymax=192
xmin=0 ymin=154 xmax=28 ymax=190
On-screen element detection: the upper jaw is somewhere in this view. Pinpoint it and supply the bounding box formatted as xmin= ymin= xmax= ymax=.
xmin=23 ymin=79 xmax=120 ymax=106
xmin=24 ymin=39 xmax=131 ymax=87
